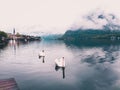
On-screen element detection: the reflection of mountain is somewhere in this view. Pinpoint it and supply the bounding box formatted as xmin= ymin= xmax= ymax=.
xmin=82 ymin=48 xmax=115 ymax=65
xmin=72 ymin=44 xmax=120 ymax=90
xmin=64 ymin=39 xmax=120 ymax=48
xmin=64 ymin=38 xmax=120 ymax=68
xmin=75 ymin=44 xmax=120 ymax=68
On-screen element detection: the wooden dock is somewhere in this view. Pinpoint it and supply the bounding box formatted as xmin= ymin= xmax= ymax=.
xmin=0 ymin=78 xmax=19 ymax=90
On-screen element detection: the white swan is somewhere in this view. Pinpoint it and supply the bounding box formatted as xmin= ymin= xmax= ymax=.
xmin=39 ymin=50 xmax=45 ymax=57
xmin=55 ymin=57 xmax=65 ymax=67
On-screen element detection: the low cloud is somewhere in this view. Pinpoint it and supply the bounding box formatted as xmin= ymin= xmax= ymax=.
xmin=71 ymin=9 xmax=120 ymax=30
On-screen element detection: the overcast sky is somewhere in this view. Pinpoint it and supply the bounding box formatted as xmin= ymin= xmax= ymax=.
xmin=0 ymin=0 xmax=120 ymax=33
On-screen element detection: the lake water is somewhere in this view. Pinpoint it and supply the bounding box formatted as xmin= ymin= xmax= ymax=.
xmin=0 ymin=40 xmax=120 ymax=90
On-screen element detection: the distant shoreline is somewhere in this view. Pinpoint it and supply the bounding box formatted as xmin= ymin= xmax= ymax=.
xmin=0 ymin=31 xmax=41 ymax=48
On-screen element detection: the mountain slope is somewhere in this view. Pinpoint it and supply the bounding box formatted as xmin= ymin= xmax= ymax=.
xmin=62 ymin=11 xmax=120 ymax=41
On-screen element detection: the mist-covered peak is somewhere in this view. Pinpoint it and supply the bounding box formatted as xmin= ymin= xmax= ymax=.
xmin=71 ymin=10 xmax=120 ymax=31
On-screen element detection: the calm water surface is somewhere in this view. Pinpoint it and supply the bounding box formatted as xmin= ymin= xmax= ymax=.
xmin=0 ymin=40 xmax=120 ymax=90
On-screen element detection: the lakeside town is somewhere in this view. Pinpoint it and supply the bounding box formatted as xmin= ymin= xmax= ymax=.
xmin=0 ymin=29 xmax=41 ymax=47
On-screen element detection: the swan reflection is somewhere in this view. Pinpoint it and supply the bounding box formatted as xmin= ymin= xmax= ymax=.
xmin=39 ymin=56 xmax=45 ymax=63
xmin=55 ymin=65 xmax=65 ymax=79
xmin=38 ymin=50 xmax=45 ymax=63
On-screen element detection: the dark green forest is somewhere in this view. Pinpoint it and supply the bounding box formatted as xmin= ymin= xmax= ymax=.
xmin=0 ymin=31 xmax=8 ymax=43
xmin=62 ymin=29 xmax=120 ymax=41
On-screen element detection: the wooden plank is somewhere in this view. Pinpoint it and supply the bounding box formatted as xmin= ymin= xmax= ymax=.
xmin=0 ymin=78 xmax=19 ymax=90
